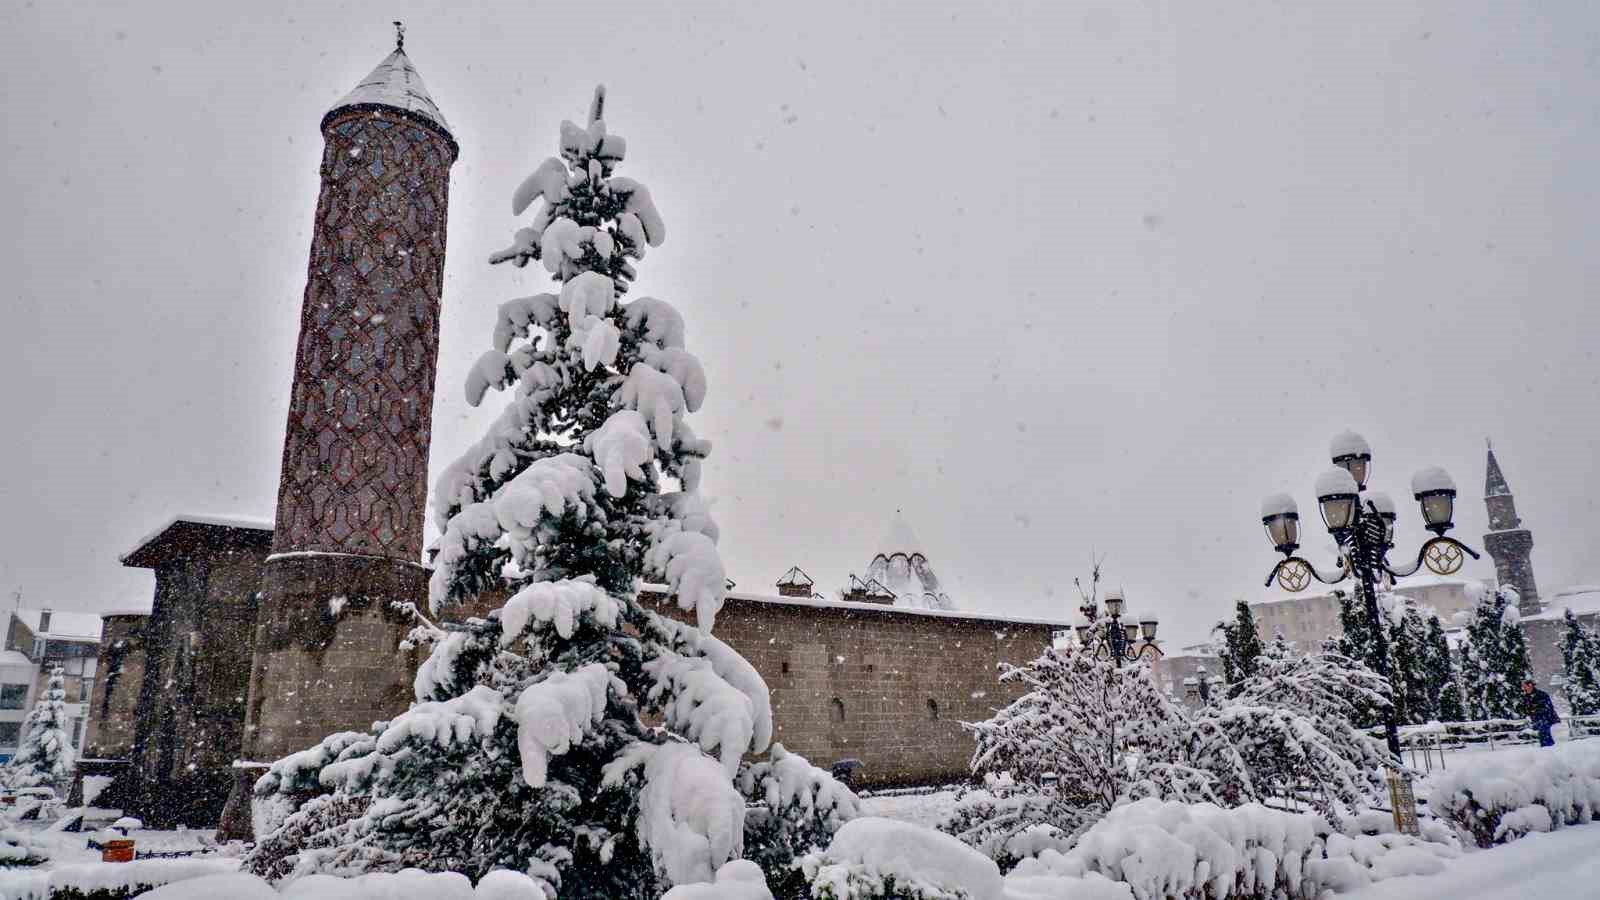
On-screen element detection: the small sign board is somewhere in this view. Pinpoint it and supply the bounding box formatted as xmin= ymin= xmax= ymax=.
xmin=1387 ymin=771 xmax=1420 ymax=836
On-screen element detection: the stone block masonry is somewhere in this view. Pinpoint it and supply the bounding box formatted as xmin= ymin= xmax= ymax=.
xmin=646 ymin=589 xmax=1063 ymax=786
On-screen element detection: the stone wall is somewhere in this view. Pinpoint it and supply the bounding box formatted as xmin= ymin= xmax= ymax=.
xmin=82 ymin=613 xmax=148 ymax=760
xmin=646 ymin=590 xmax=1060 ymax=786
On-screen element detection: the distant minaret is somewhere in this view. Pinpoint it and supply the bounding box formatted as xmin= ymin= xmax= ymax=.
xmin=1482 ymin=440 xmax=1540 ymax=615
xmin=220 ymin=29 xmax=458 ymax=840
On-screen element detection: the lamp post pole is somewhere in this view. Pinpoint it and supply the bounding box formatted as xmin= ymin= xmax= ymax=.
xmin=1259 ymin=430 xmax=1481 ymax=762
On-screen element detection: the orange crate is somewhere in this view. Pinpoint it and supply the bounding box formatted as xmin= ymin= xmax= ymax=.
xmin=101 ymin=839 xmax=135 ymax=863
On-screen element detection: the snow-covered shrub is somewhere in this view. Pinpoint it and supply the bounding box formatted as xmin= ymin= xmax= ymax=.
xmin=1013 ymin=798 xmax=1457 ymax=900
xmin=1560 ymin=609 xmax=1600 ymax=716
xmin=1 ymin=667 xmax=76 ymax=792
xmin=937 ymin=777 xmax=1062 ymax=872
xmin=0 ymin=825 xmax=49 ymax=867
xmin=245 ymin=89 xmax=847 ymax=898
xmin=965 ymin=647 xmax=1216 ymax=851
xmin=801 ymin=818 xmax=1003 ymax=900
xmin=1426 ymin=739 xmax=1600 ymax=847
xmin=1186 ymin=651 xmax=1392 ymax=825
xmin=738 ymin=744 xmax=858 ymax=899
xmin=661 ymin=860 xmax=776 ymax=900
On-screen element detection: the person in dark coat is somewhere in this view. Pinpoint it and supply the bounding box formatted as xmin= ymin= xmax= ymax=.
xmin=1522 ymin=679 xmax=1560 ymax=747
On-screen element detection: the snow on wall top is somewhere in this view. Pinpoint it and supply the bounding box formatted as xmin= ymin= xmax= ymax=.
xmin=327 ymin=49 xmax=452 ymax=137
xmin=639 ymin=583 xmax=1069 ymax=628
xmin=1524 ymin=585 xmax=1600 ymax=622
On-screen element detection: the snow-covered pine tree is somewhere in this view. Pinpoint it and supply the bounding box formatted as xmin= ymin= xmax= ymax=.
xmin=1 ymin=667 xmax=74 ymax=792
xmin=965 ymin=646 xmax=1215 ymax=846
xmin=1421 ymin=611 xmax=1458 ymax=722
xmin=1186 ymin=651 xmax=1392 ymax=825
xmin=245 ymin=89 xmax=852 ymax=897
xmin=1214 ymin=600 xmax=1264 ymax=694
xmin=1560 ymin=609 xmax=1600 ymax=716
xmin=1458 ymin=585 xmax=1533 ymax=721
xmin=1385 ymin=602 xmax=1432 ymax=726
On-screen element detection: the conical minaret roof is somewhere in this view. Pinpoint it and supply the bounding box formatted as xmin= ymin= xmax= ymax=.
xmin=325 ymin=45 xmax=453 ymax=141
xmin=1485 ymin=442 xmax=1512 ymax=498
xmin=866 ymin=510 xmax=954 ymax=610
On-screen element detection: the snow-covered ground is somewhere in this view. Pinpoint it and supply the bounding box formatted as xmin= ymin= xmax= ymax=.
xmin=857 ymin=787 xmax=959 ymax=829
xmin=1341 ymin=822 xmax=1600 ymax=900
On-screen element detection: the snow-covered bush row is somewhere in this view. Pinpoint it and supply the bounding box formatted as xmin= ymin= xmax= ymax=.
xmin=0 ymin=857 xmax=237 ymax=900
xmin=133 ymin=868 xmax=554 ymax=900
xmin=1426 ymin=739 xmax=1600 ymax=847
xmin=801 ymin=818 xmax=1005 ymax=900
xmin=1017 ymin=799 xmax=1458 ymax=900
xmin=808 ymin=807 xmax=1456 ymax=900
xmin=245 ymin=90 xmax=857 ymax=900
xmin=2 ymin=825 xmax=50 ymax=867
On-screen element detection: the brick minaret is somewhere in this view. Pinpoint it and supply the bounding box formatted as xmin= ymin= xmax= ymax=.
xmin=1482 ymin=441 xmax=1541 ymax=616
xmin=219 ymin=36 xmax=457 ymax=838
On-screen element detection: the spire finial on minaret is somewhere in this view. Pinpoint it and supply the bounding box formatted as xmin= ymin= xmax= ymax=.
xmin=589 ymin=85 xmax=607 ymax=126
xmin=393 ymin=20 xmax=405 ymax=51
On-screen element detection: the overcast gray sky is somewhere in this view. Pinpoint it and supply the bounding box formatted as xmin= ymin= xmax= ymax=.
xmin=2 ymin=1 xmax=1597 ymax=646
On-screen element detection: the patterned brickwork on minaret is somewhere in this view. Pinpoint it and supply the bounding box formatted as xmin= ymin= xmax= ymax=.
xmin=1482 ymin=442 xmax=1540 ymax=615
xmin=271 ymin=55 xmax=457 ymax=561
xmin=219 ymin=42 xmax=457 ymax=841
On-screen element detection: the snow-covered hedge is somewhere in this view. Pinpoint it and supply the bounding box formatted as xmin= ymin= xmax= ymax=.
xmin=1426 ymin=740 xmax=1600 ymax=847
xmin=2 ymin=825 xmax=50 ymax=867
xmin=1010 ymin=800 xmax=1457 ymax=900
xmin=0 ymin=857 xmax=236 ymax=900
xmin=801 ymin=818 xmax=1004 ymax=900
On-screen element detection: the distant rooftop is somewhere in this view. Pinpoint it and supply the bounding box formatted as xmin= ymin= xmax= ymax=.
xmin=8 ymin=607 xmax=102 ymax=641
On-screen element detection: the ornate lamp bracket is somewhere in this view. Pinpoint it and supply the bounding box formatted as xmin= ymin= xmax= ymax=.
xmin=1384 ymin=536 xmax=1480 ymax=579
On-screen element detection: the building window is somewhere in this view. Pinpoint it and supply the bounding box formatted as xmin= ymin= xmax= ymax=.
xmin=38 ymin=611 xmax=52 ymax=634
xmin=72 ymin=717 xmax=85 ymax=748
xmin=927 ymin=698 xmax=939 ymax=720
xmin=78 ymin=678 xmax=93 ymax=703
xmin=829 ymin=698 xmax=845 ymax=724
xmin=781 ymin=661 xmax=790 ymax=675
xmin=0 ymin=721 xmax=19 ymax=747
xmin=0 ymin=684 xmax=26 ymax=710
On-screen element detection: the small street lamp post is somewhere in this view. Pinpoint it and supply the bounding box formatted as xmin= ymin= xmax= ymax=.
xmin=1076 ymin=588 xmax=1163 ymax=668
xmin=1259 ymin=430 xmax=1481 ymax=759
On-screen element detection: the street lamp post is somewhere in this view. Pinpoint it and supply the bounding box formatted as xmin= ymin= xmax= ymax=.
xmin=1076 ymin=588 xmax=1163 ymax=668
xmin=1259 ymin=430 xmax=1481 ymax=759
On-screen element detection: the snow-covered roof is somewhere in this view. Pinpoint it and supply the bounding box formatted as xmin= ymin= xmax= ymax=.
xmin=9 ymin=608 xmax=102 ymax=640
xmin=1485 ymin=445 xmax=1512 ymax=498
xmin=867 ymin=510 xmax=955 ymax=611
xmin=640 ymin=583 xmax=1069 ymax=629
xmin=1524 ymin=586 xmax=1600 ymax=623
xmin=122 ymin=513 xmax=273 ymax=568
xmin=326 ymin=48 xmax=452 ymax=139
xmin=775 ymin=566 xmax=814 ymax=588
xmin=0 ymin=649 xmax=33 ymax=668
